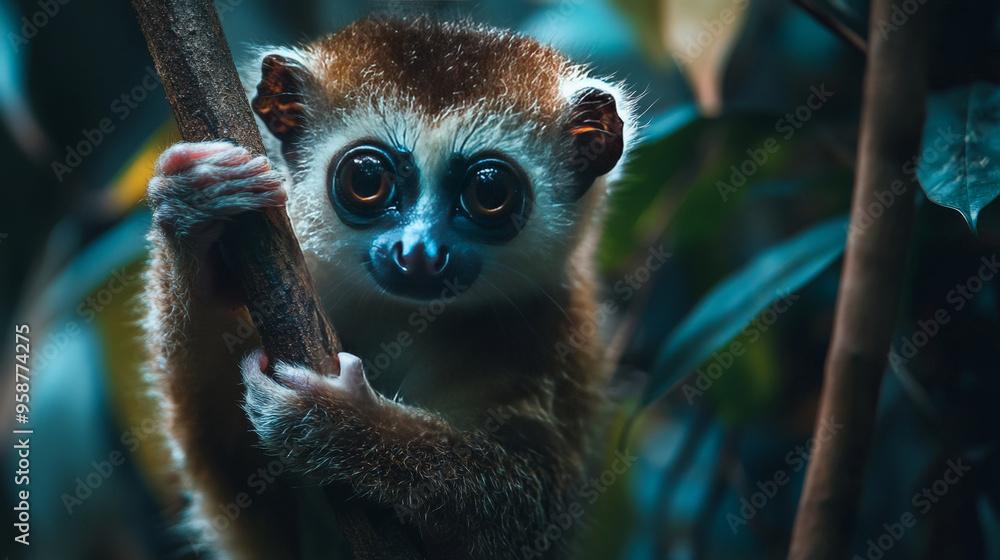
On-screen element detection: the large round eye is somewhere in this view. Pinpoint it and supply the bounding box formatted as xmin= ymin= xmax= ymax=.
xmin=334 ymin=147 xmax=396 ymax=215
xmin=460 ymin=159 xmax=526 ymax=226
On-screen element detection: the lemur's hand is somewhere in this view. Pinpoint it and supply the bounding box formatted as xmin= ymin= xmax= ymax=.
xmin=146 ymin=141 xmax=286 ymax=302
xmin=241 ymin=349 xmax=386 ymax=477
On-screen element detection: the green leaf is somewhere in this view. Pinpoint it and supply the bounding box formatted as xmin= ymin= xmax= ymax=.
xmin=666 ymin=115 xmax=798 ymax=254
xmin=639 ymin=215 xmax=848 ymax=408
xmin=598 ymin=104 xmax=704 ymax=270
xmin=918 ymin=82 xmax=1000 ymax=234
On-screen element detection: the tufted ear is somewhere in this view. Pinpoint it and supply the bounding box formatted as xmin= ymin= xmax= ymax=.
xmin=565 ymin=87 xmax=625 ymax=195
xmin=252 ymin=54 xmax=311 ymax=145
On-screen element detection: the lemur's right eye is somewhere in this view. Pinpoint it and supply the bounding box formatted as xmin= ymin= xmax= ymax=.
xmin=334 ymin=147 xmax=396 ymax=215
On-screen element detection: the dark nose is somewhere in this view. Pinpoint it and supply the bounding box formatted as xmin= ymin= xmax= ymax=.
xmin=392 ymin=241 xmax=449 ymax=278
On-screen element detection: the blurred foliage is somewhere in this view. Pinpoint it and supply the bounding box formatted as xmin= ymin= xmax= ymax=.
xmin=640 ymin=216 xmax=847 ymax=410
xmin=610 ymin=0 xmax=751 ymax=114
xmin=598 ymin=104 xmax=702 ymax=271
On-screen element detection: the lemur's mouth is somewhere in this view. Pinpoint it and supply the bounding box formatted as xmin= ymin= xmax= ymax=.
xmin=371 ymin=272 xmax=476 ymax=302
xmin=367 ymin=242 xmax=481 ymax=302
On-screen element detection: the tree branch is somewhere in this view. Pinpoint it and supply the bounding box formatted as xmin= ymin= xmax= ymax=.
xmin=785 ymin=0 xmax=930 ymax=559
xmin=791 ymin=0 xmax=868 ymax=54
xmin=130 ymin=1 xmax=425 ymax=558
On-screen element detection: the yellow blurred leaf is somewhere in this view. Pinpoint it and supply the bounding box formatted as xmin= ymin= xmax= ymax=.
xmin=661 ymin=0 xmax=751 ymax=115
xmin=106 ymin=119 xmax=182 ymax=213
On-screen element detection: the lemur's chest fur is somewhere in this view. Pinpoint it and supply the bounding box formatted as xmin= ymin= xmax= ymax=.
xmin=321 ymin=275 xmax=583 ymax=421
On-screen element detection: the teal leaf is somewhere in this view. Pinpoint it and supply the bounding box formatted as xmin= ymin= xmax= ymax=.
xmin=640 ymin=215 xmax=848 ymax=408
xmin=918 ymin=82 xmax=1000 ymax=234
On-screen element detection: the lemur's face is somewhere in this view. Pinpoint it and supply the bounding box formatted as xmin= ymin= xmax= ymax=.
xmin=250 ymin=20 xmax=629 ymax=308
xmin=289 ymin=106 xmax=589 ymax=307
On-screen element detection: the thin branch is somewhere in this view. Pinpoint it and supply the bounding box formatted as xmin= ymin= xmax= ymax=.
xmin=130 ymin=1 xmax=425 ymax=558
xmin=791 ymin=0 xmax=868 ymax=53
xmin=785 ymin=0 xmax=931 ymax=558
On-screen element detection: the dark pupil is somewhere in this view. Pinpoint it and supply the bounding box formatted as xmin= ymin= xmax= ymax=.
xmin=350 ymin=155 xmax=387 ymax=199
xmin=474 ymin=168 xmax=511 ymax=210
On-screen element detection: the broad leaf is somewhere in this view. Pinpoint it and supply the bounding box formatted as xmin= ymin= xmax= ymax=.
xmin=640 ymin=215 xmax=848 ymax=408
xmin=918 ymin=82 xmax=1000 ymax=234
xmin=608 ymin=0 xmax=751 ymax=115
xmin=661 ymin=0 xmax=751 ymax=115
xmin=599 ymin=104 xmax=704 ymax=271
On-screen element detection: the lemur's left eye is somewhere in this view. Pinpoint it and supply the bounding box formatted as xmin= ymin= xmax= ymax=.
xmin=460 ymin=159 xmax=526 ymax=226
xmin=335 ymin=147 xmax=396 ymax=215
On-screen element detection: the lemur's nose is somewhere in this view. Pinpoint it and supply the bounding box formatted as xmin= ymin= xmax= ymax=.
xmin=392 ymin=241 xmax=449 ymax=277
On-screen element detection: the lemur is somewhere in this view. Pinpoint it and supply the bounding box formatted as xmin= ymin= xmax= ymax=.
xmin=143 ymin=17 xmax=634 ymax=560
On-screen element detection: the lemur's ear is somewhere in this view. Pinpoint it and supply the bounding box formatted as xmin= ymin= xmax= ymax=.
xmin=565 ymin=87 xmax=625 ymax=191
xmin=252 ymin=54 xmax=310 ymax=143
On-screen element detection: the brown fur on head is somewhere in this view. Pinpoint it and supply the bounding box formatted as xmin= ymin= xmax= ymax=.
xmin=310 ymin=19 xmax=571 ymax=118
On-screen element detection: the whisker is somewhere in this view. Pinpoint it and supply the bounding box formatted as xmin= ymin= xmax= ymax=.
xmin=478 ymin=275 xmax=540 ymax=340
xmin=484 ymin=261 xmax=571 ymax=321
xmin=319 ymin=264 xmax=370 ymax=309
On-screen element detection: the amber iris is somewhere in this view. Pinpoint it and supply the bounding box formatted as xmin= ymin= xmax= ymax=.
xmin=460 ymin=160 xmax=522 ymax=224
xmin=336 ymin=148 xmax=395 ymax=214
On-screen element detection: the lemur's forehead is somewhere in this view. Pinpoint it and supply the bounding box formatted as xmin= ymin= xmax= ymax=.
xmin=337 ymin=104 xmax=554 ymax=160
xmin=305 ymin=18 xmax=576 ymax=124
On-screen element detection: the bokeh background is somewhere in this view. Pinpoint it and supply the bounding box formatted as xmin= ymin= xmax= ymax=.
xmin=3 ymin=0 xmax=1000 ymax=559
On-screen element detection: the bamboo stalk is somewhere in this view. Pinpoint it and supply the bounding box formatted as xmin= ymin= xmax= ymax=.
xmin=785 ymin=0 xmax=930 ymax=558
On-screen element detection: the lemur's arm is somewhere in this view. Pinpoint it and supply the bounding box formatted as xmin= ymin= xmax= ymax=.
xmin=241 ymin=351 xmax=581 ymax=560
xmin=144 ymin=141 xmax=301 ymax=559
